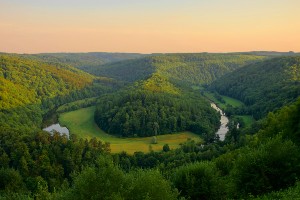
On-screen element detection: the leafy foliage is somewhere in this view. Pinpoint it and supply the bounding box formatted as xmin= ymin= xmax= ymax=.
xmin=210 ymin=56 xmax=300 ymax=119
xmin=254 ymin=181 xmax=300 ymax=200
xmin=27 ymin=52 xmax=146 ymax=69
xmin=143 ymin=73 xmax=180 ymax=95
xmin=230 ymin=136 xmax=300 ymax=197
xmin=172 ymin=161 xmax=223 ymax=200
xmin=1 ymin=52 xmax=300 ymax=200
xmin=0 ymin=125 xmax=110 ymax=197
xmin=95 ymin=87 xmax=219 ymax=139
xmin=0 ymin=55 xmax=119 ymax=130
xmin=56 ymin=156 xmax=178 ymax=200
xmin=86 ymin=53 xmax=266 ymax=85
xmin=85 ymin=57 xmax=156 ymax=82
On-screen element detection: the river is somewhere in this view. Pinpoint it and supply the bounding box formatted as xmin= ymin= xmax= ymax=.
xmin=43 ymin=123 xmax=70 ymax=137
xmin=43 ymin=104 xmax=228 ymax=141
xmin=211 ymin=103 xmax=229 ymax=141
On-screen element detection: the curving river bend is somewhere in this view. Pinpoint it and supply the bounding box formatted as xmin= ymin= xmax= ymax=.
xmin=43 ymin=103 xmax=229 ymax=141
xmin=211 ymin=103 xmax=229 ymax=141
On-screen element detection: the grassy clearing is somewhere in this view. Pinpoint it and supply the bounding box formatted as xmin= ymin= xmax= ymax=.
xmin=221 ymin=96 xmax=244 ymax=107
xmin=59 ymin=106 xmax=202 ymax=154
xmin=191 ymin=85 xmax=201 ymax=90
xmin=202 ymin=91 xmax=244 ymax=109
xmin=203 ymin=91 xmax=255 ymax=127
xmin=192 ymin=86 xmax=255 ymax=128
xmin=236 ymin=115 xmax=255 ymax=127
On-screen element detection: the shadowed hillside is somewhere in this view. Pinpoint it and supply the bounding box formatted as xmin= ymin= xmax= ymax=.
xmin=28 ymin=52 xmax=146 ymax=69
xmin=210 ymin=56 xmax=300 ymax=119
xmin=85 ymin=53 xmax=266 ymax=85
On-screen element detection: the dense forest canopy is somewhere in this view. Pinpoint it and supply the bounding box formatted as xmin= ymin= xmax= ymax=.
xmin=95 ymin=87 xmax=220 ymax=140
xmin=148 ymin=53 xmax=266 ymax=85
xmin=236 ymin=51 xmax=300 ymax=56
xmin=83 ymin=57 xmax=156 ymax=82
xmin=1 ymin=52 xmax=300 ymax=199
xmin=24 ymin=52 xmax=146 ymax=70
xmin=0 ymin=55 xmax=94 ymax=99
xmin=2 ymin=95 xmax=299 ymax=199
xmin=83 ymin=53 xmax=266 ymax=85
xmin=92 ymin=53 xmax=267 ymax=140
xmin=0 ymin=55 xmax=119 ymax=130
xmin=210 ymin=56 xmax=300 ymax=119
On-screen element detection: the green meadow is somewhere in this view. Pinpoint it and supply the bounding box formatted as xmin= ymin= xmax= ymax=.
xmin=194 ymin=87 xmax=256 ymax=128
xmin=59 ymin=106 xmax=202 ymax=154
xmin=236 ymin=115 xmax=255 ymax=127
xmin=203 ymin=90 xmax=244 ymax=109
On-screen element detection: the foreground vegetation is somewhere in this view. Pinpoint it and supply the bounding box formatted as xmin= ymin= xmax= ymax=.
xmin=2 ymin=98 xmax=300 ymax=199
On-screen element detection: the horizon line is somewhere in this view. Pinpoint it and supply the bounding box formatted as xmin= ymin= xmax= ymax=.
xmin=0 ymin=50 xmax=298 ymax=55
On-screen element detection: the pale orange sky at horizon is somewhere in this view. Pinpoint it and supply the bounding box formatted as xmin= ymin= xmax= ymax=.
xmin=0 ymin=0 xmax=299 ymax=54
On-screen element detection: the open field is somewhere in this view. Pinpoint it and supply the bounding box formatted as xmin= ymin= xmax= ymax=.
xmin=59 ymin=106 xmax=202 ymax=154
xmin=203 ymin=92 xmax=256 ymax=127
xmin=192 ymin=87 xmax=256 ymax=128
xmin=236 ymin=115 xmax=255 ymax=127
xmin=221 ymin=96 xmax=244 ymax=107
xmin=203 ymin=91 xmax=244 ymax=109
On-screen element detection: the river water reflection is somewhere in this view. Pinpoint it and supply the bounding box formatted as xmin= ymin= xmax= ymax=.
xmin=211 ymin=103 xmax=229 ymax=141
xmin=43 ymin=123 xmax=70 ymax=137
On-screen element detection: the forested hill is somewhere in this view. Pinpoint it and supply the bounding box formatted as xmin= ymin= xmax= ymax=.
xmin=234 ymin=51 xmax=300 ymax=57
xmin=0 ymin=54 xmax=95 ymax=103
xmin=84 ymin=53 xmax=266 ymax=84
xmin=1 ymin=52 xmax=300 ymax=199
xmin=95 ymin=85 xmax=220 ymax=140
xmin=0 ymin=55 xmax=115 ymax=130
xmin=210 ymin=56 xmax=300 ymax=119
xmin=27 ymin=52 xmax=146 ymax=70
xmin=90 ymin=53 xmax=266 ymax=140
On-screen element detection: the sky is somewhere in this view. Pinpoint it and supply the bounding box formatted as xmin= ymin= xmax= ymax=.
xmin=0 ymin=0 xmax=299 ymax=53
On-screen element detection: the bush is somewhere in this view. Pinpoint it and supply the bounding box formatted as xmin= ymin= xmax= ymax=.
xmin=172 ymin=161 xmax=223 ymax=200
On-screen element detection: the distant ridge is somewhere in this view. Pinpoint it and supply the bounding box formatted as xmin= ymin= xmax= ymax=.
xmin=233 ymin=51 xmax=299 ymax=56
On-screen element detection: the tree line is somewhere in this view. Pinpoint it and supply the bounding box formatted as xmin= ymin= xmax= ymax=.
xmin=95 ymin=87 xmax=220 ymax=141
xmin=210 ymin=56 xmax=300 ymax=119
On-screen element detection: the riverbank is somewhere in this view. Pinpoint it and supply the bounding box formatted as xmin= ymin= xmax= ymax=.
xmin=210 ymin=103 xmax=229 ymax=141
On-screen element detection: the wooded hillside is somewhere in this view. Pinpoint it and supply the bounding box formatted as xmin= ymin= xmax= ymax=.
xmin=210 ymin=56 xmax=300 ymax=119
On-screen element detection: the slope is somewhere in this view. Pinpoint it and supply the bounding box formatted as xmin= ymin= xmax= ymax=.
xmin=0 ymin=54 xmax=114 ymax=130
xmin=87 ymin=53 xmax=266 ymax=85
xmin=210 ymin=56 xmax=300 ymax=119
xmin=28 ymin=52 xmax=146 ymax=70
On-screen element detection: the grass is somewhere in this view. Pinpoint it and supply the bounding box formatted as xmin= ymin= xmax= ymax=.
xmin=236 ymin=115 xmax=255 ymax=127
xmin=202 ymin=90 xmax=244 ymax=110
xmin=203 ymin=91 xmax=255 ymax=127
xmin=191 ymin=85 xmax=201 ymax=90
xmin=222 ymin=96 xmax=244 ymax=107
xmin=59 ymin=106 xmax=202 ymax=154
xmin=192 ymin=86 xmax=256 ymax=128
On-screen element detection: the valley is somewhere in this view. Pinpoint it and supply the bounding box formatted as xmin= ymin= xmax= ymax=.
xmin=0 ymin=52 xmax=299 ymax=199
xmin=59 ymin=106 xmax=202 ymax=154
xmin=57 ymin=103 xmax=231 ymax=153
xmin=210 ymin=103 xmax=229 ymax=141
xmin=1 ymin=0 xmax=300 ymax=198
